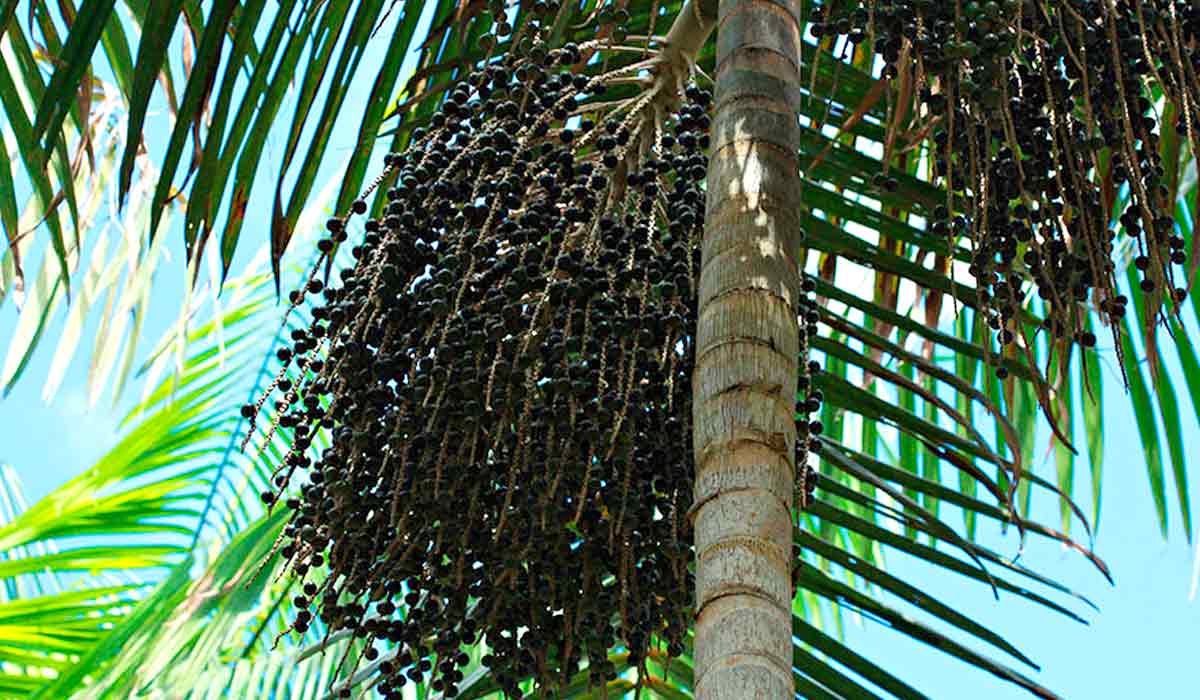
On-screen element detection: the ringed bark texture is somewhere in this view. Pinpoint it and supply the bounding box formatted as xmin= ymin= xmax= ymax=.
xmin=692 ymin=0 xmax=803 ymax=696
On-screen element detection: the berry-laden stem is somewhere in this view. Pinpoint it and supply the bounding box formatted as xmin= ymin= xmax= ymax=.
xmin=660 ymin=0 xmax=718 ymax=91
xmin=690 ymin=0 xmax=803 ymax=696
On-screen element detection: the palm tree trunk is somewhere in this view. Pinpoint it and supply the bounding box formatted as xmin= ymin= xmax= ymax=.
xmin=689 ymin=0 xmax=804 ymax=696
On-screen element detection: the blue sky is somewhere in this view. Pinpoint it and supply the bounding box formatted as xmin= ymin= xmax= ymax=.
xmin=1 ymin=3 xmax=1198 ymax=698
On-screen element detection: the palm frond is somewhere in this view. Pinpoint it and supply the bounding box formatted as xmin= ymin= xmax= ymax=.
xmin=0 ymin=266 xmax=279 ymax=696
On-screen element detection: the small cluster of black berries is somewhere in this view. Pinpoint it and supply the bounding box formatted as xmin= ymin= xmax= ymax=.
xmin=814 ymin=0 xmax=1200 ymax=378
xmin=796 ymin=277 xmax=823 ymax=509
xmin=239 ymin=9 xmax=820 ymax=697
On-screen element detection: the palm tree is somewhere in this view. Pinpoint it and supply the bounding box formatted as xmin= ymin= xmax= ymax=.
xmin=2 ymin=1 xmax=1199 ymax=699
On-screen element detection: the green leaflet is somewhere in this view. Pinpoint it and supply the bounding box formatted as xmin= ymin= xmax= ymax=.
xmin=793 ymin=616 xmax=930 ymax=700
xmin=0 ymin=35 xmax=73 ymax=295
xmin=31 ymin=0 xmax=119 ymax=151
xmin=1115 ymin=312 xmax=1169 ymax=537
xmin=795 ymin=561 xmax=1061 ymax=700
xmin=117 ymin=0 xmax=187 ymax=202
xmin=268 ymin=0 xmax=387 ymax=278
xmin=1051 ymin=351 xmax=1076 ymax=535
xmin=956 ymin=310 xmax=981 ymax=537
xmin=218 ymin=2 xmax=323 ymax=275
xmin=325 ymin=0 xmax=427 ymax=262
xmin=801 ymin=530 xmax=1037 ymax=666
xmin=182 ymin=0 xmax=269 ymax=262
xmin=146 ymin=0 xmax=238 ymax=250
xmin=1080 ymin=314 xmax=1105 ymax=529
xmin=1125 ymin=267 xmax=1192 ymax=541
